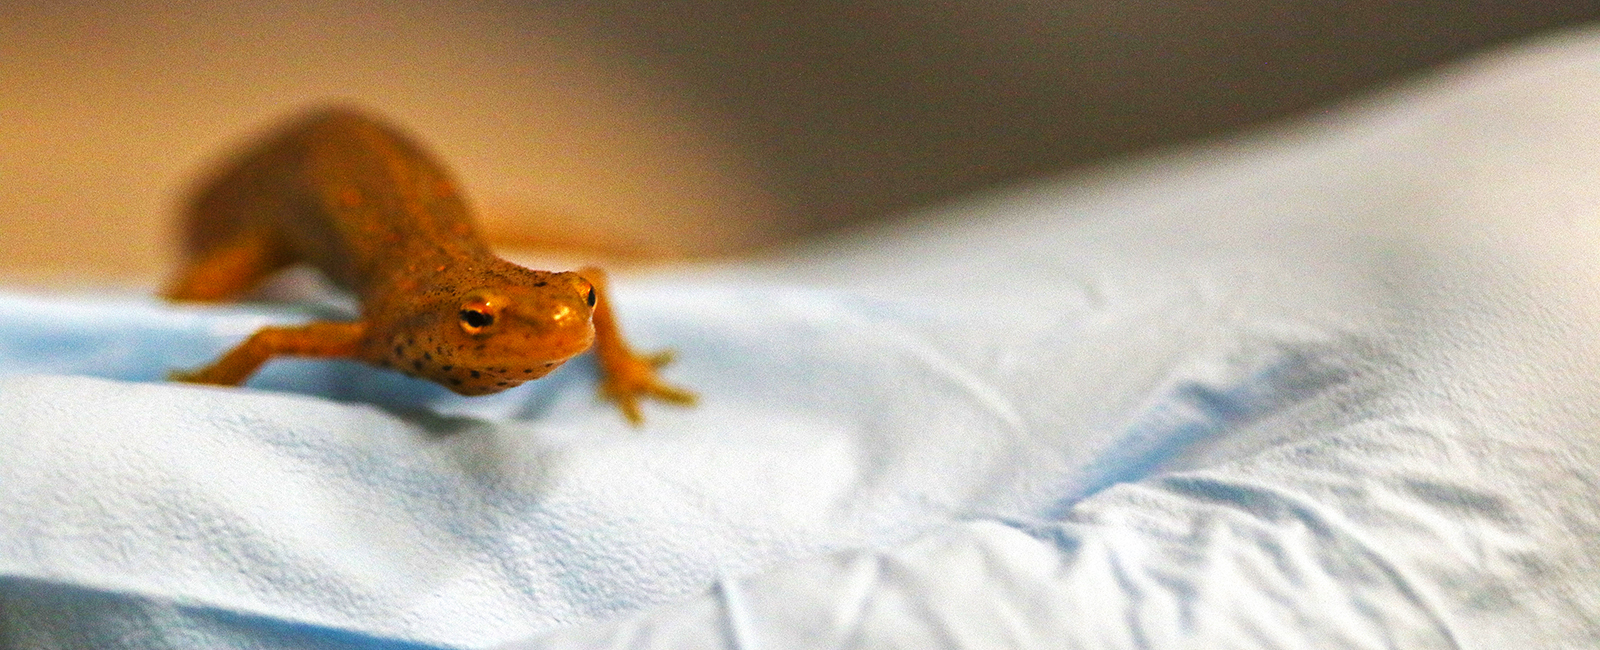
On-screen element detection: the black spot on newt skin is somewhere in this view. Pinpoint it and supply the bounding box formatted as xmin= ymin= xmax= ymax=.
xmin=449 ymin=378 xmax=462 ymax=386
xmin=412 ymin=360 xmax=424 ymax=371
xmin=423 ymin=352 xmax=432 ymax=361
xmin=496 ymin=381 xmax=509 ymax=387
xmin=393 ymin=344 xmax=403 ymax=356
xmin=470 ymin=370 xmax=481 ymax=378
xmin=442 ymin=365 xmax=453 ymax=372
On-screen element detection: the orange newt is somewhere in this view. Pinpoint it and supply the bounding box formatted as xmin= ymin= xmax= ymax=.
xmin=163 ymin=107 xmax=694 ymax=424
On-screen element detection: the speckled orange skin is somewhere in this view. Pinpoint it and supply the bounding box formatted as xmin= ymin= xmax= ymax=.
xmin=165 ymin=107 xmax=693 ymax=422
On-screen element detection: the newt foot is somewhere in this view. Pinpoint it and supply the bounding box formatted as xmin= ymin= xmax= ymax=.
xmin=600 ymin=349 xmax=697 ymax=425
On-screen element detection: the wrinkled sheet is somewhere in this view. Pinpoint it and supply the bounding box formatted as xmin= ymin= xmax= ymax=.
xmin=6 ymin=26 xmax=1600 ymax=650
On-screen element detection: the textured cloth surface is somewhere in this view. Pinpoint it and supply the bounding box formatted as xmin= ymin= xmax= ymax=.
xmin=6 ymin=26 xmax=1600 ymax=649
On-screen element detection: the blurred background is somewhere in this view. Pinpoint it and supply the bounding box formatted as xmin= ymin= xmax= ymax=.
xmin=4 ymin=0 xmax=1600 ymax=283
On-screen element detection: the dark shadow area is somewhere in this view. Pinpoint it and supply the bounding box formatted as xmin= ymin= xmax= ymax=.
xmin=555 ymin=0 xmax=1600 ymax=234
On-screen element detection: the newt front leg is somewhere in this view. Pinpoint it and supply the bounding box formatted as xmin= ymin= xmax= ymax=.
xmin=171 ymin=321 xmax=367 ymax=386
xmin=581 ymin=267 xmax=697 ymax=424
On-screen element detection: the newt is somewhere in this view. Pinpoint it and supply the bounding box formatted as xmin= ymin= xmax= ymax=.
xmin=163 ymin=107 xmax=695 ymax=424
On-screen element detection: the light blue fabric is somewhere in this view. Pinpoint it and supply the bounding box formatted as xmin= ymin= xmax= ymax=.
xmin=6 ymin=26 xmax=1600 ymax=649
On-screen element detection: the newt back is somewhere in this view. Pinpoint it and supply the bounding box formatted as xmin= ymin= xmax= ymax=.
xmin=182 ymin=108 xmax=489 ymax=298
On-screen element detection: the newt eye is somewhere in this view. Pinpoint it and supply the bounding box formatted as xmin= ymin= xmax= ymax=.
xmin=459 ymin=292 xmax=503 ymax=335
xmin=459 ymin=308 xmax=494 ymax=334
xmin=584 ymin=285 xmax=596 ymax=308
xmin=461 ymin=308 xmax=493 ymax=327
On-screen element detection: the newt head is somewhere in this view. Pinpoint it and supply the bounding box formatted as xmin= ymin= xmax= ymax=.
xmin=385 ymin=269 xmax=598 ymax=395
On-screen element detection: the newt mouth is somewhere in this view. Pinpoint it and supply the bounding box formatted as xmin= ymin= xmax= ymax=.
xmin=444 ymin=380 xmax=525 ymax=396
xmin=434 ymin=357 xmax=571 ymax=396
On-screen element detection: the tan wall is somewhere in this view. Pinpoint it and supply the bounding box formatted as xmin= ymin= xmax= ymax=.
xmin=0 ymin=2 xmax=778 ymax=283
